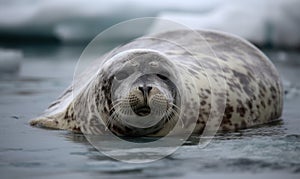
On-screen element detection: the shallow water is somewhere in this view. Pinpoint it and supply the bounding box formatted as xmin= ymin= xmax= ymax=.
xmin=0 ymin=46 xmax=299 ymax=178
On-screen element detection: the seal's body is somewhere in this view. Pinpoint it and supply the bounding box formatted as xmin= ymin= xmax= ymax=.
xmin=30 ymin=30 xmax=283 ymax=136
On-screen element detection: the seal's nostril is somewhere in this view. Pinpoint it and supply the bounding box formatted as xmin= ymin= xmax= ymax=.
xmin=138 ymin=86 xmax=152 ymax=95
xmin=147 ymin=86 xmax=152 ymax=94
xmin=138 ymin=86 xmax=144 ymax=95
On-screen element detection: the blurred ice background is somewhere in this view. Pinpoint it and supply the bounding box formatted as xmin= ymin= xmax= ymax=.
xmin=0 ymin=0 xmax=299 ymax=47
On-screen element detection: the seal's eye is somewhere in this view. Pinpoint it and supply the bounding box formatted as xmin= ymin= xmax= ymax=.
xmin=115 ymin=71 xmax=130 ymax=80
xmin=157 ymin=74 xmax=169 ymax=81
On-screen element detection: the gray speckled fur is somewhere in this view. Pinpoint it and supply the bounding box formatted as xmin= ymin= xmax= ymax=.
xmin=30 ymin=30 xmax=283 ymax=136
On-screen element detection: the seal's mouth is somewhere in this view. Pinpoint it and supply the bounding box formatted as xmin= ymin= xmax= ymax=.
xmin=133 ymin=106 xmax=151 ymax=116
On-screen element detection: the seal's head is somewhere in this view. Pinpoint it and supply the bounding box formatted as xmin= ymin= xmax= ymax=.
xmin=97 ymin=49 xmax=181 ymax=136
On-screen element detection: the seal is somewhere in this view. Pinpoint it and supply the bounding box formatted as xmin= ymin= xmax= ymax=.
xmin=30 ymin=30 xmax=283 ymax=136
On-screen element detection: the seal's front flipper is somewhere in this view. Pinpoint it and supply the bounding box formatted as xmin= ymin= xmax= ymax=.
xmin=29 ymin=112 xmax=80 ymax=132
xmin=30 ymin=117 xmax=59 ymax=129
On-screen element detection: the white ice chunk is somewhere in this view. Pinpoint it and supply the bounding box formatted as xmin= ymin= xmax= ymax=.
xmin=0 ymin=49 xmax=22 ymax=77
xmin=155 ymin=0 xmax=300 ymax=47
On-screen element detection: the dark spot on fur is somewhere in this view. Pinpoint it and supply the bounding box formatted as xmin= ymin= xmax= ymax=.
xmin=232 ymin=70 xmax=250 ymax=86
xmin=71 ymin=112 xmax=75 ymax=120
xmin=222 ymin=105 xmax=234 ymax=124
xmin=95 ymin=93 xmax=100 ymax=107
xmin=236 ymin=105 xmax=247 ymax=117
xmin=268 ymin=99 xmax=272 ymax=105
xmin=64 ymin=106 xmax=70 ymax=119
xmin=205 ymin=89 xmax=211 ymax=94
xmin=73 ymin=126 xmax=81 ymax=132
xmin=271 ymin=95 xmax=276 ymax=100
xmin=259 ymin=89 xmax=265 ymax=97
xmin=188 ymin=69 xmax=198 ymax=75
xmin=247 ymin=71 xmax=255 ymax=80
xmin=259 ymin=81 xmax=267 ymax=92
xmin=222 ymin=126 xmax=230 ymax=131
xmin=246 ymin=100 xmax=253 ymax=109
xmin=234 ymin=123 xmax=239 ymax=130
xmin=241 ymin=120 xmax=247 ymax=129
xmin=270 ymin=86 xmax=276 ymax=93
xmin=236 ymin=99 xmax=243 ymax=106
xmin=227 ymin=81 xmax=242 ymax=92
xmin=104 ymin=107 xmax=108 ymax=113
xmin=261 ymin=100 xmax=266 ymax=108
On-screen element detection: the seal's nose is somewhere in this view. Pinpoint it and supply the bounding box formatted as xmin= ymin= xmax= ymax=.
xmin=138 ymin=85 xmax=152 ymax=96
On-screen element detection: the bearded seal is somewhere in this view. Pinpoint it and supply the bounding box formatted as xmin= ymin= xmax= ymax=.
xmin=30 ymin=30 xmax=283 ymax=137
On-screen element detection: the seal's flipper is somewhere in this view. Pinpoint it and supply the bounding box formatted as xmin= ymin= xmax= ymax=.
xmin=30 ymin=105 xmax=81 ymax=133
xmin=30 ymin=117 xmax=60 ymax=129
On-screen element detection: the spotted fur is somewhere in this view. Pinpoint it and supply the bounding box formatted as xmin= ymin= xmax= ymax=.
xmin=30 ymin=30 xmax=283 ymax=136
